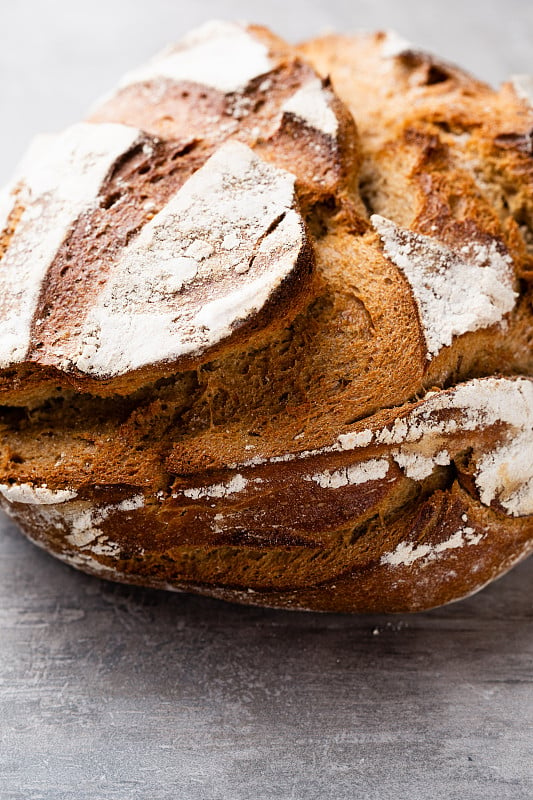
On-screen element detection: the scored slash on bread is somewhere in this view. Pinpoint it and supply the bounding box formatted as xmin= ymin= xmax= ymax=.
xmin=0 ymin=21 xmax=532 ymax=611
xmin=33 ymin=138 xmax=312 ymax=380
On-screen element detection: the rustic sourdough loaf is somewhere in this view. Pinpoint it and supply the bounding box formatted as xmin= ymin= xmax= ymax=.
xmin=0 ymin=22 xmax=531 ymax=611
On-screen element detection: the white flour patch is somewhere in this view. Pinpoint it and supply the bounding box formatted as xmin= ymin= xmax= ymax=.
xmin=0 ymin=483 xmax=77 ymax=505
xmin=380 ymin=30 xmax=413 ymax=58
xmin=282 ymin=78 xmax=338 ymax=137
xmin=0 ymin=122 xmax=143 ymax=368
xmin=510 ymin=74 xmax=533 ymax=106
xmin=88 ymin=537 xmax=122 ymax=557
xmin=476 ymin=429 xmax=533 ymax=516
xmin=337 ymin=429 xmax=373 ymax=449
xmin=305 ymin=458 xmax=389 ymax=489
xmin=392 ymin=448 xmax=451 ymax=481
xmin=381 ymin=526 xmax=484 ymax=567
xmin=193 ymin=216 xmax=301 ymax=331
xmin=372 ymin=215 xmax=517 ymax=359
xmin=115 ymin=21 xmax=272 ymax=95
xmin=181 ymin=474 xmax=248 ymax=500
xmin=64 ymin=495 xmax=144 ymax=550
xmin=70 ymin=141 xmax=306 ymax=377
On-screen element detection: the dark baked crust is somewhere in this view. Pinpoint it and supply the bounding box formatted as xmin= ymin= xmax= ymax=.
xmin=0 ymin=23 xmax=531 ymax=612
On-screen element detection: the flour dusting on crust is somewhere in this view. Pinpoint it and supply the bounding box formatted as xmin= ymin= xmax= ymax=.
xmin=0 ymin=122 xmax=143 ymax=369
xmin=232 ymin=377 xmax=533 ymax=518
xmin=282 ymin=78 xmax=339 ymax=137
xmin=381 ymin=526 xmax=484 ymax=568
xmin=66 ymin=140 xmax=307 ymax=377
xmin=375 ymin=378 xmax=533 ymax=516
xmin=0 ymin=483 xmax=77 ymax=505
xmin=64 ymin=495 xmax=144 ymax=549
xmin=116 ymin=21 xmax=272 ymax=95
xmin=510 ymin=74 xmax=533 ymax=107
xmin=380 ymin=30 xmax=413 ymax=58
xmin=305 ymin=458 xmax=389 ymax=489
xmin=0 ymin=493 xmax=144 ymax=567
xmin=371 ymin=215 xmax=517 ymax=359
xmin=181 ymin=474 xmax=248 ymax=500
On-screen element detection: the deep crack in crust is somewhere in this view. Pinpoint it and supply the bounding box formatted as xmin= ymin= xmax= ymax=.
xmin=0 ymin=22 xmax=532 ymax=611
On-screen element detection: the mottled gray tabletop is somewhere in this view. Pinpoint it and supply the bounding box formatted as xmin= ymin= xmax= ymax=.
xmin=1 ymin=1 xmax=532 ymax=798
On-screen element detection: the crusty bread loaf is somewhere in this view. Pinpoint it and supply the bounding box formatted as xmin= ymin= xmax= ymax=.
xmin=0 ymin=22 xmax=531 ymax=611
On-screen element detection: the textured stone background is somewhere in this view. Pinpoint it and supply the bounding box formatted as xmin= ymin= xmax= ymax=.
xmin=0 ymin=1 xmax=532 ymax=798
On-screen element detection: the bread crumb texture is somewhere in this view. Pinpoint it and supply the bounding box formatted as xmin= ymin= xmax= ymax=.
xmin=0 ymin=22 xmax=532 ymax=611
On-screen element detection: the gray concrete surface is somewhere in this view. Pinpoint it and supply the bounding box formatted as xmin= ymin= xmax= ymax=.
xmin=0 ymin=1 xmax=532 ymax=798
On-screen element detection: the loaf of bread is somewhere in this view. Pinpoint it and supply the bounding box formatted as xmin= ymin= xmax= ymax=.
xmin=0 ymin=21 xmax=531 ymax=611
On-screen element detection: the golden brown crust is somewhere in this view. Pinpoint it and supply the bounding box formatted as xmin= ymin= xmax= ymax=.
xmin=0 ymin=23 xmax=532 ymax=612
